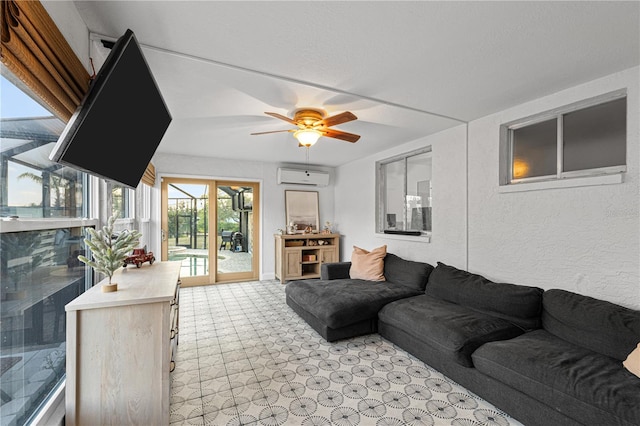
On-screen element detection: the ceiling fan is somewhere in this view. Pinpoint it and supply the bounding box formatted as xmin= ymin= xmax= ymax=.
xmin=251 ymin=108 xmax=361 ymax=147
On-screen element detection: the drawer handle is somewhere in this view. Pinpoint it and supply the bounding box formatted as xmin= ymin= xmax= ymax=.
xmin=170 ymin=328 xmax=179 ymax=339
xmin=170 ymin=360 xmax=175 ymax=373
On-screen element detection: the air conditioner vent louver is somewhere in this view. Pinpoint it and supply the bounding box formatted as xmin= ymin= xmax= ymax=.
xmin=277 ymin=168 xmax=329 ymax=186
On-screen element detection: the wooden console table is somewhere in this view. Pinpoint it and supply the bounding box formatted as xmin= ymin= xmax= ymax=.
xmin=275 ymin=233 xmax=340 ymax=283
xmin=65 ymin=261 xmax=181 ymax=425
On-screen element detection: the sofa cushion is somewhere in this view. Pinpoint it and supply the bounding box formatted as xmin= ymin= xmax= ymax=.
xmin=349 ymin=245 xmax=386 ymax=281
xmin=623 ymin=343 xmax=640 ymax=378
xmin=285 ymin=279 xmax=421 ymax=329
xmin=320 ymin=261 xmax=351 ymax=280
xmin=378 ymin=294 xmax=525 ymax=367
xmin=425 ymin=262 xmax=543 ymax=330
xmin=472 ymin=329 xmax=640 ymax=425
xmin=383 ymin=254 xmax=434 ymax=291
xmin=543 ymin=289 xmax=640 ymax=361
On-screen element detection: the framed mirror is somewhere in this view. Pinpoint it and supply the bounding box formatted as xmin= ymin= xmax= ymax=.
xmin=285 ymin=190 xmax=319 ymax=233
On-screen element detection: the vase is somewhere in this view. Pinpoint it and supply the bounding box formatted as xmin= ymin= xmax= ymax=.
xmin=102 ymin=282 xmax=118 ymax=293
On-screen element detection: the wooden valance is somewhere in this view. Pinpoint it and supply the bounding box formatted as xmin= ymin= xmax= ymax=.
xmin=0 ymin=0 xmax=90 ymax=121
xmin=141 ymin=162 xmax=156 ymax=187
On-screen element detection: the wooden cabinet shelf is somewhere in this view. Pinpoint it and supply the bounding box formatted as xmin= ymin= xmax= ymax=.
xmin=275 ymin=233 xmax=340 ymax=283
xmin=65 ymin=261 xmax=181 ymax=425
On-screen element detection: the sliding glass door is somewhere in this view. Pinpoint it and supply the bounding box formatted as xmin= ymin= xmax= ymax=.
xmin=215 ymin=182 xmax=259 ymax=282
xmin=161 ymin=177 xmax=259 ymax=286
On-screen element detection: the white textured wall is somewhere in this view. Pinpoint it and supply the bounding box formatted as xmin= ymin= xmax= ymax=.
xmin=334 ymin=67 xmax=639 ymax=310
xmin=467 ymin=67 xmax=639 ymax=309
xmin=151 ymin=153 xmax=335 ymax=280
xmin=333 ymin=125 xmax=468 ymax=268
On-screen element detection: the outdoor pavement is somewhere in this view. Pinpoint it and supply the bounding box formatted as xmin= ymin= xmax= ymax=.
xmin=169 ymin=248 xmax=253 ymax=276
xmin=217 ymin=250 xmax=252 ymax=274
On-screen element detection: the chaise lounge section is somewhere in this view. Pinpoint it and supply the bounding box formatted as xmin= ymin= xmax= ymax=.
xmin=285 ymin=253 xmax=433 ymax=341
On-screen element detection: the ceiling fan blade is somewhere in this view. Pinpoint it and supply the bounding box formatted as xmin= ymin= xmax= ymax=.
xmin=250 ymin=129 xmax=294 ymax=135
xmin=322 ymin=128 xmax=361 ymax=143
xmin=318 ymin=111 xmax=357 ymax=127
xmin=265 ymin=112 xmax=297 ymax=125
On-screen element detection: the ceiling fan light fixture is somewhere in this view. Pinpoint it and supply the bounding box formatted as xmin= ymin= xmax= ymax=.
xmin=254 ymin=109 xmax=360 ymax=143
xmin=294 ymin=129 xmax=322 ymax=147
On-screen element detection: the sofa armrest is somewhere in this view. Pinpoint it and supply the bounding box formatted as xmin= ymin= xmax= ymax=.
xmin=321 ymin=262 xmax=351 ymax=280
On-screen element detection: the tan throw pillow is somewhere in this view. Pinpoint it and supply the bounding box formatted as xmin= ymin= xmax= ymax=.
xmin=349 ymin=245 xmax=387 ymax=281
xmin=623 ymin=343 xmax=640 ymax=378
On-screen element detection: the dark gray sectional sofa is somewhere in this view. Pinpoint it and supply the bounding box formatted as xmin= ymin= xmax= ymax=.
xmin=285 ymin=254 xmax=640 ymax=426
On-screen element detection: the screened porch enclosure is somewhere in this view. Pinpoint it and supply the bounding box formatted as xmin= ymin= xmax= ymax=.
xmin=166 ymin=183 xmax=252 ymax=278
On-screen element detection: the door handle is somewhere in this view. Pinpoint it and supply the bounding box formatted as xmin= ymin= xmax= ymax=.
xmin=162 ymin=229 xmax=167 ymax=241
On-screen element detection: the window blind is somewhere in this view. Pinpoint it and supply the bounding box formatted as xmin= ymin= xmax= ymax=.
xmin=141 ymin=162 xmax=156 ymax=187
xmin=0 ymin=0 xmax=89 ymax=121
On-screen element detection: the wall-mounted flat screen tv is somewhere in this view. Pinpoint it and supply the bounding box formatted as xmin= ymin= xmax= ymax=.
xmin=49 ymin=29 xmax=171 ymax=189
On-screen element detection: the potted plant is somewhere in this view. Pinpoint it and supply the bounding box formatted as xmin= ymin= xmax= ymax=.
xmin=78 ymin=214 xmax=142 ymax=292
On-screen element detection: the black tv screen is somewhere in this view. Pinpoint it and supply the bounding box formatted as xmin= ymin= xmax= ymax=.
xmin=49 ymin=29 xmax=171 ymax=188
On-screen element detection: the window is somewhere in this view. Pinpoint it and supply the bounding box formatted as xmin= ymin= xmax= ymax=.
xmin=0 ymin=226 xmax=91 ymax=424
xmin=376 ymin=147 xmax=432 ymax=235
xmin=1 ymin=75 xmax=87 ymax=218
xmin=1 ymin=3 xmax=101 ymax=422
xmin=111 ymin=184 xmax=133 ymax=219
xmin=1 ymin=71 xmax=93 ymax=424
xmin=500 ymin=90 xmax=626 ymax=186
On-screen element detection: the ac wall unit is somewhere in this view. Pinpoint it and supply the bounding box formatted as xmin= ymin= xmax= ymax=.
xmin=277 ymin=168 xmax=330 ymax=186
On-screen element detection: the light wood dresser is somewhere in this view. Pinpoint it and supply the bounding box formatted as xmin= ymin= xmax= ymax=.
xmin=65 ymin=261 xmax=181 ymax=425
xmin=274 ymin=233 xmax=340 ymax=283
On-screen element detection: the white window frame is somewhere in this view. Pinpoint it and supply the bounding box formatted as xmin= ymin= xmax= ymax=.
xmin=376 ymin=146 xmax=432 ymax=239
xmin=108 ymin=182 xmax=135 ymax=219
xmin=499 ymin=89 xmax=627 ymax=191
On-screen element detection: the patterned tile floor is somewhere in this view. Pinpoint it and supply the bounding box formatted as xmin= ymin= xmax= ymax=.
xmin=170 ymin=280 xmax=523 ymax=426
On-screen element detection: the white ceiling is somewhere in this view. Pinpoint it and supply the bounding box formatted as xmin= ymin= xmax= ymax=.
xmin=73 ymin=1 xmax=639 ymax=167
